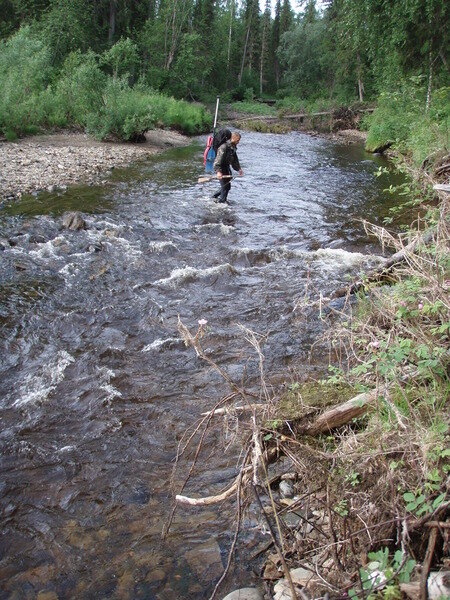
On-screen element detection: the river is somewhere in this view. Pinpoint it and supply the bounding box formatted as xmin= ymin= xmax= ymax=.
xmin=0 ymin=131 xmax=403 ymax=599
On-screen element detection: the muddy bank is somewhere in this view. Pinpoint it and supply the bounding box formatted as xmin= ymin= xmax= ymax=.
xmin=0 ymin=129 xmax=189 ymax=200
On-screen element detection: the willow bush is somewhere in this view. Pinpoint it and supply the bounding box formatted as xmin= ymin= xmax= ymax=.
xmin=0 ymin=28 xmax=210 ymax=140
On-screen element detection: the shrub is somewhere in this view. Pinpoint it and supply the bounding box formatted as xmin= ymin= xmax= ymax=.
xmin=0 ymin=26 xmax=52 ymax=135
xmin=365 ymin=80 xmax=449 ymax=164
xmin=52 ymin=50 xmax=107 ymax=127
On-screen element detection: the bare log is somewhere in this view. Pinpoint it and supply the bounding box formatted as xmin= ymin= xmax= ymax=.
xmin=305 ymin=389 xmax=378 ymax=435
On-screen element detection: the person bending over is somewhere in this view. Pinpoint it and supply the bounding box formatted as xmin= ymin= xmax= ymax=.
xmin=213 ymin=132 xmax=244 ymax=204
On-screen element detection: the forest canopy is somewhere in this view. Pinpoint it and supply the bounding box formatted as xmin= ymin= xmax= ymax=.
xmin=0 ymin=0 xmax=448 ymax=142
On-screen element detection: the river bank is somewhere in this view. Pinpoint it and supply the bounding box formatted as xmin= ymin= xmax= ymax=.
xmin=0 ymin=129 xmax=189 ymax=201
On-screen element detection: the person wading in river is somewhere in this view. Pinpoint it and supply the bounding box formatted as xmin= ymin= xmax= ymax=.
xmin=212 ymin=132 xmax=244 ymax=204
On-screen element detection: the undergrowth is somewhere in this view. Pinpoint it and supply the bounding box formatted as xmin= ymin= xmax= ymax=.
xmin=364 ymin=80 xmax=449 ymax=166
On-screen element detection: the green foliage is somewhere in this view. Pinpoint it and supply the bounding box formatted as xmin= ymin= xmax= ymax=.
xmin=52 ymin=50 xmax=107 ymax=127
xmin=333 ymin=499 xmax=348 ymax=517
xmin=86 ymin=82 xmax=210 ymax=140
xmin=365 ymin=82 xmax=449 ymax=165
xmin=0 ymin=27 xmax=210 ymax=140
xmin=39 ymin=0 xmax=95 ymax=63
xmin=0 ymin=26 xmax=52 ymax=136
xmin=101 ymin=38 xmax=139 ymax=80
xmin=403 ymin=469 xmax=447 ymax=516
xmin=348 ymin=548 xmax=416 ymax=600
xmin=230 ymin=101 xmax=276 ymax=116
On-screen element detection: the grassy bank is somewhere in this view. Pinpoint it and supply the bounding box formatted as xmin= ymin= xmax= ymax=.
xmin=0 ymin=27 xmax=211 ymax=141
xmin=261 ymin=144 xmax=449 ymax=596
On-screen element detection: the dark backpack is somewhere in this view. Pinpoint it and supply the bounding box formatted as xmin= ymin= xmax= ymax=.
xmin=212 ymin=128 xmax=231 ymax=154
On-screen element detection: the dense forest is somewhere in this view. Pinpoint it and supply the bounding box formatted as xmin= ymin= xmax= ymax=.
xmin=0 ymin=0 xmax=448 ymax=153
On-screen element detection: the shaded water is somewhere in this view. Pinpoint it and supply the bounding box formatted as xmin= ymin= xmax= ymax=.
xmin=0 ymin=132 xmax=403 ymax=599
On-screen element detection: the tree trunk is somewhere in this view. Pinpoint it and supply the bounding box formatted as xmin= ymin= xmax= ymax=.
xmin=357 ymin=51 xmax=364 ymax=102
xmin=260 ymin=23 xmax=266 ymax=96
xmin=226 ymin=0 xmax=234 ymax=86
xmin=108 ymin=0 xmax=117 ymax=45
xmin=239 ymin=13 xmax=252 ymax=84
xmin=426 ymin=45 xmax=433 ymax=113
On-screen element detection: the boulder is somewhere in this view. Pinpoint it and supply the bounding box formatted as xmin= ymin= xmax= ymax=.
xmin=62 ymin=212 xmax=86 ymax=231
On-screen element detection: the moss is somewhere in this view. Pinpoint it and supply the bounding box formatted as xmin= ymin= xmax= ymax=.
xmin=277 ymin=380 xmax=356 ymax=420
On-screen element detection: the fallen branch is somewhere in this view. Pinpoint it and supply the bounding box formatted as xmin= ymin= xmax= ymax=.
xmin=201 ymin=403 xmax=266 ymax=417
xmin=176 ymin=467 xmax=251 ymax=506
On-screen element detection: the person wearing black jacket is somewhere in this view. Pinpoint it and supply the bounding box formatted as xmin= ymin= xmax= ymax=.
xmin=213 ymin=132 xmax=244 ymax=203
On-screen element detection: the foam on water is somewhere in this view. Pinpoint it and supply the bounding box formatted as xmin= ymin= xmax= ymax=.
xmin=148 ymin=241 xmax=178 ymax=253
xmin=29 ymin=237 xmax=66 ymax=261
xmin=309 ymin=247 xmax=385 ymax=272
xmin=12 ymin=350 xmax=75 ymax=408
xmin=153 ymin=263 xmax=237 ymax=287
xmin=98 ymin=367 xmax=122 ymax=402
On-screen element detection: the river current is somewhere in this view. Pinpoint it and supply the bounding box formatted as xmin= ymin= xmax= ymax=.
xmin=0 ymin=132 xmax=402 ymax=599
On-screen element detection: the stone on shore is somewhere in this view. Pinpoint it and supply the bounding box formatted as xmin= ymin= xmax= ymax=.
xmin=273 ymin=567 xmax=316 ymax=600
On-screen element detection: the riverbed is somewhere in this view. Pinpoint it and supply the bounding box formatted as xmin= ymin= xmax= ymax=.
xmin=0 ymin=131 xmax=404 ymax=599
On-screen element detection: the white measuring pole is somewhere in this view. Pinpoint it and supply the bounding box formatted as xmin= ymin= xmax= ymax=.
xmin=213 ymin=96 xmax=220 ymax=131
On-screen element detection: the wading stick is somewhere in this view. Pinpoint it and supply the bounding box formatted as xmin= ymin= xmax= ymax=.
xmin=197 ymin=174 xmax=234 ymax=184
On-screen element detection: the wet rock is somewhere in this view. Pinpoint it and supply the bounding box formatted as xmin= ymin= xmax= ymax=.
xmin=222 ymin=589 xmax=264 ymax=600
xmin=62 ymin=212 xmax=86 ymax=231
xmin=97 ymin=327 xmax=126 ymax=350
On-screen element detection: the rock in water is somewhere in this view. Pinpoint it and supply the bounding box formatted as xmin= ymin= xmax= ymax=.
xmin=62 ymin=212 xmax=86 ymax=231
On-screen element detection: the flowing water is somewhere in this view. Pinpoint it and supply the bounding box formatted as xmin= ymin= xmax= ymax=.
xmin=0 ymin=132 xmax=404 ymax=599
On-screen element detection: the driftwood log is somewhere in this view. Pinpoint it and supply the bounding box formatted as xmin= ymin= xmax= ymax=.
xmin=304 ymin=389 xmax=378 ymax=435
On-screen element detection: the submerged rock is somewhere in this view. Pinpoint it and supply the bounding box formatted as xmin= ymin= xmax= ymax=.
xmin=185 ymin=538 xmax=223 ymax=582
xmin=222 ymin=588 xmax=264 ymax=600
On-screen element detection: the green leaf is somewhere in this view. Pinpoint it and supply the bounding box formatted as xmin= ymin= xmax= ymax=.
xmin=432 ymin=493 xmax=446 ymax=509
xmin=403 ymin=492 xmax=416 ymax=502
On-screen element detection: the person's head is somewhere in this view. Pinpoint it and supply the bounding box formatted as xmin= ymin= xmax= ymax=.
xmin=231 ymin=132 xmax=241 ymax=145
